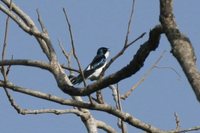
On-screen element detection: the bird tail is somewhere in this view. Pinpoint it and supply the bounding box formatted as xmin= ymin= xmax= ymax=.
xmin=69 ymin=74 xmax=82 ymax=85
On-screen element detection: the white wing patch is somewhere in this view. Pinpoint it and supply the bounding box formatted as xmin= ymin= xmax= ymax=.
xmin=88 ymin=61 xmax=107 ymax=80
xmin=86 ymin=65 xmax=91 ymax=70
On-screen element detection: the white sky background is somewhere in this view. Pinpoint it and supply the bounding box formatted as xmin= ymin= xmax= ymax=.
xmin=0 ymin=0 xmax=200 ymax=133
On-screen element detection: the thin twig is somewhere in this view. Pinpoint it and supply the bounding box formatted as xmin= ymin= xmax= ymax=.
xmin=100 ymin=0 xmax=139 ymax=77
xmin=4 ymin=88 xmax=21 ymax=113
xmin=121 ymin=50 xmax=166 ymax=100
xmin=36 ymin=8 xmax=47 ymax=33
xmin=116 ymin=85 xmax=127 ymax=133
xmin=109 ymin=85 xmax=127 ymax=133
xmin=177 ymin=126 xmax=200 ymax=133
xmin=63 ymin=8 xmax=87 ymax=87
xmin=106 ymin=32 xmax=145 ymax=71
xmin=126 ymin=32 xmax=146 ymax=47
xmin=154 ymin=66 xmax=181 ymax=80
xmin=174 ymin=112 xmax=180 ymax=131
xmin=36 ymin=9 xmax=56 ymax=60
xmin=124 ymin=0 xmax=135 ymax=47
xmin=1 ymin=0 xmax=12 ymax=82
xmin=1 ymin=1 xmax=13 ymax=114
xmin=61 ymin=64 xmax=79 ymax=73
xmin=5 ymin=55 xmax=13 ymax=76
xmin=58 ymin=39 xmax=74 ymax=75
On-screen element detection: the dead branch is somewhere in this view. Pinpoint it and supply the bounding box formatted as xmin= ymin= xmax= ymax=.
xmin=63 ymin=8 xmax=87 ymax=87
xmin=59 ymin=25 xmax=163 ymax=96
xmin=0 ymin=0 xmax=51 ymax=59
xmin=96 ymin=120 xmax=116 ymax=133
xmin=102 ymin=0 xmax=144 ymax=75
xmin=0 ymin=59 xmax=51 ymax=70
xmin=121 ymin=50 xmax=166 ymax=100
xmin=159 ymin=0 xmax=200 ymax=103
xmin=0 ymin=80 xmax=165 ymax=133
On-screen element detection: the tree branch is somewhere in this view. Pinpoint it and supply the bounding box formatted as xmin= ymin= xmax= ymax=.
xmin=59 ymin=25 xmax=163 ymax=96
xmin=1 ymin=0 xmax=11 ymax=82
xmin=36 ymin=9 xmax=57 ymax=61
xmin=0 ymin=80 xmax=166 ymax=132
xmin=2 ymin=80 xmax=200 ymax=133
xmin=121 ymin=50 xmax=166 ymax=100
xmin=63 ymin=8 xmax=87 ymax=87
xmin=159 ymin=0 xmax=200 ymax=103
xmin=0 ymin=59 xmax=51 ymax=71
xmin=96 ymin=120 xmax=116 ymax=133
xmin=0 ymin=0 xmax=56 ymax=60
xmin=102 ymin=0 xmax=145 ymax=74
xmin=4 ymin=86 xmax=85 ymax=116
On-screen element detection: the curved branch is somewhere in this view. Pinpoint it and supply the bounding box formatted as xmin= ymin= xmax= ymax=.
xmin=3 ymin=80 xmax=200 ymax=133
xmin=95 ymin=120 xmax=116 ymax=133
xmin=0 ymin=59 xmax=51 ymax=71
xmin=59 ymin=25 xmax=163 ymax=96
xmin=0 ymin=80 xmax=166 ymax=132
xmin=4 ymin=87 xmax=85 ymax=116
xmin=0 ymin=1 xmax=54 ymax=60
xmin=159 ymin=0 xmax=200 ymax=102
xmin=2 ymin=0 xmax=35 ymax=27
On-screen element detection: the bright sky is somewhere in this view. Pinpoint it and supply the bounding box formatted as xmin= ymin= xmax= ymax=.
xmin=0 ymin=0 xmax=200 ymax=133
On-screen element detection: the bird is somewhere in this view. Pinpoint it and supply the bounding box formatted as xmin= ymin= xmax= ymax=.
xmin=71 ymin=47 xmax=110 ymax=85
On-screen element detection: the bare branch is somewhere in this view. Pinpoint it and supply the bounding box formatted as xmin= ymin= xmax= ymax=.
xmin=103 ymin=32 xmax=146 ymax=74
xmin=176 ymin=126 xmax=200 ymax=133
xmin=0 ymin=59 xmax=51 ymax=71
xmin=154 ymin=66 xmax=181 ymax=80
xmin=121 ymin=50 xmax=166 ymax=100
xmin=63 ymin=8 xmax=87 ymax=87
xmin=3 ymin=88 xmax=86 ymax=116
xmin=1 ymin=1 xmax=12 ymax=107
xmin=2 ymin=0 xmax=35 ymax=27
xmin=0 ymin=3 xmax=42 ymax=37
xmin=1 ymin=80 xmax=200 ymax=133
xmin=110 ymin=85 xmax=127 ymax=133
xmin=58 ymin=40 xmax=74 ymax=75
xmin=124 ymin=0 xmax=135 ymax=47
xmin=60 ymin=25 xmax=163 ymax=96
xmin=36 ymin=9 xmax=57 ymax=61
xmin=174 ymin=112 xmax=180 ymax=131
xmin=1 ymin=0 xmax=11 ymax=82
xmin=116 ymin=85 xmax=127 ymax=133
xmin=160 ymin=0 xmax=200 ymax=102
xmin=0 ymin=80 xmax=166 ymax=133
xmin=36 ymin=9 xmax=47 ymax=33
xmin=61 ymin=64 xmax=79 ymax=73
xmin=0 ymin=2 xmax=51 ymax=59
xmin=101 ymin=0 xmax=144 ymax=75
xmin=96 ymin=120 xmax=116 ymax=133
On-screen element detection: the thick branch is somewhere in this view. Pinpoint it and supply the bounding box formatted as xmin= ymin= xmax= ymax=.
xmin=159 ymin=0 xmax=200 ymax=102
xmin=0 ymin=80 xmax=166 ymax=132
xmin=59 ymin=25 xmax=163 ymax=96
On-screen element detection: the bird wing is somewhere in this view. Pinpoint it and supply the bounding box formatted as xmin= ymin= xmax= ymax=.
xmin=71 ymin=55 xmax=106 ymax=85
xmin=87 ymin=54 xmax=106 ymax=70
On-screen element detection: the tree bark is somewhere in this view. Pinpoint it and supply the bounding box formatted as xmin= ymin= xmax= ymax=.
xmin=160 ymin=0 xmax=200 ymax=102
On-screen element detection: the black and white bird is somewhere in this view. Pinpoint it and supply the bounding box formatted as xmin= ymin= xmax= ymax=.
xmin=71 ymin=47 xmax=110 ymax=85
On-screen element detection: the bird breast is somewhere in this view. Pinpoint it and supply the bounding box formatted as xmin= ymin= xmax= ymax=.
xmin=88 ymin=61 xmax=107 ymax=80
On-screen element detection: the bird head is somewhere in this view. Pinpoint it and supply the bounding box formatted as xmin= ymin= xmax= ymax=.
xmin=97 ymin=47 xmax=110 ymax=58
